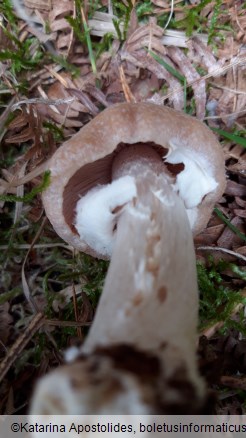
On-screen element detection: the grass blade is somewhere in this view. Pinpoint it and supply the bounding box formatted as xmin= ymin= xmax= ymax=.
xmin=212 ymin=128 xmax=246 ymax=149
xmin=214 ymin=207 xmax=246 ymax=243
xmin=147 ymin=49 xmax=187 ymax=112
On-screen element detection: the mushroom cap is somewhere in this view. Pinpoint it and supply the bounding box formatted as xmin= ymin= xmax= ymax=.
xmin=43 ymin=102 xmax=225 ymax=258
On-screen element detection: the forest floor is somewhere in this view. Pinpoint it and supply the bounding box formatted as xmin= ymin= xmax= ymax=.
xmin=0 ymin=0 xmax=246 ymax=414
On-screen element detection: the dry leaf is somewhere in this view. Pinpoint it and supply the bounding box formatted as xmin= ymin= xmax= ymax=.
xmin=224 ymin=143 xmax=246 ymax=174
xmin=188 ymin=36 xmax=221 ymax=73
xmin=168 ymin=46 xmax=206 ymax=119
xmin=225 ymin=180 xmax=246 ymax=197
xmin=217 ymin=216 xmax=244 ymax=248
xmin=24 ymin=0 xmax=51 ymax=11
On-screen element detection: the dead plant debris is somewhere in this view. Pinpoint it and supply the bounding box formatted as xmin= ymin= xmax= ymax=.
xmin=0 ymin=0 xmax=245 ymax=414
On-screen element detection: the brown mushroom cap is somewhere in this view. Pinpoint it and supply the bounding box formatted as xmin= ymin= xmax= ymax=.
xmin=43 ymin=102 xmax=225 ymax=258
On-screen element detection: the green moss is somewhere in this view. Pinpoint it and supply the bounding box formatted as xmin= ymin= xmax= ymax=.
xmin=43 ymin=122 xmax=65 ymax=142
xmin=65 ymin=0 xmax=97 ymax=74
xmin=48 ymin=53 xmax=80 ymax=78
xmin=198 ymin=259 xmax=246 ymax=334
xmin=0 ymin=34 xmax=44 ymax=75
xmin=136 ymin=1 xmax=153 ymax=21
xmin=174 ymin=0 xmax=214 ymax=36
xmin=0 ymin=0 xmax=18 ymax=29
xmin=94 ymin=32 xmax=114 ymax=59
xmin=0 ymin=171 xmax=51 ymax=203
xmin=111 ymin=0 xmax=134 ymax=41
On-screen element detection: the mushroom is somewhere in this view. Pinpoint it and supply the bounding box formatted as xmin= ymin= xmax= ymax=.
xmin=31 ymin=102 xmax=225 ymax=414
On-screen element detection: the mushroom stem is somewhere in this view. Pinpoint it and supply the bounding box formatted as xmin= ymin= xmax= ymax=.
xmin=83 ymin=162 xmax=204 ymax=397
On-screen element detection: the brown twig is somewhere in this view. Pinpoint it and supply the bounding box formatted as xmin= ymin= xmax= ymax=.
xmin=21 ymin=217 xmax=47 ymax=312
xmin=0 ymin=315 xmax=91 ymax=384
xmin=0 ymin=313 xmax=44 ymax=384
xmin=72 ymin=284 xmax=83 ymax=339
xmin=197 ymin=246 xmax=246 ymax=262
xmin=220 ymin=375 xmax=246 ymax=390
xmin=45 ymin=320 xmax=91 ymax=327
xmin=119 ymin=65 xmax=136 ymax=103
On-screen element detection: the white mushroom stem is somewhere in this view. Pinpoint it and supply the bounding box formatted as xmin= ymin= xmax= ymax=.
xmin=31 ymin=146 xmax=207 ymax=415
xmin=82 ymin=162 xmax=204 ymax=394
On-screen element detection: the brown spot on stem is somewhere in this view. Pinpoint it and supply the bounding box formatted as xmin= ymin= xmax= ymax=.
xmin=95 ymin=344 xmax=161 ymax=380
xmin=150 ymin=211 xmax=156 ymax=222
xmin=158 ymin=286 xmax=167 ymax=303
xmin=146 ymin=231 xmax=161 ymax=275
xmin=159 ymin=342 xmax=167 ymax=350
xmin=45 ymin=396 xmax=67 ymax=414
xmin=125 ymin=307 xmax=131 ymax=317
xmin=146 ymin=257 xmax=159 ymax=274
xmin=132 ymin=293 xmax=143 ymax=306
